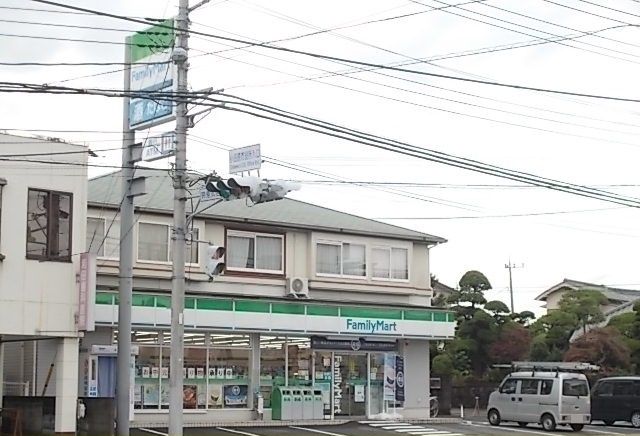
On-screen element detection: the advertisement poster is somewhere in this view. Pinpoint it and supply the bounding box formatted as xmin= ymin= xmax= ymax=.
xmin=224 ymin=385 xmax=248 ymax=408
xmin=355 ymin=384 xmax=365 ymax=403
xmin=208 ymin=384 xmax=222 ymax=408
xmin=142 ymin=384 xmax=159 ymax=406
xmin=209 ymin=367 xmax=217 ymax=379
xmin=383 ymin=353 xmax=396 ymax=401
xmin=395 ymin=356 xmax=405 ymax=402
xmin=183 ymin=385 xmax=197 ymax=409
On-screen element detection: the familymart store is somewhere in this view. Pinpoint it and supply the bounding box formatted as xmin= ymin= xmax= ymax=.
xmin=84 ymin=292 xmax=455 ymax=424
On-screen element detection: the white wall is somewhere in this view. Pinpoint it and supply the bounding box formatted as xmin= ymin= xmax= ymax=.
xmin=0 ymin=135 xmax=88 ymax=337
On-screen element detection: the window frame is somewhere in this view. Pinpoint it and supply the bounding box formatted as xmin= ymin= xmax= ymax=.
xmin=225 ymin=229 xmax=285 ymax=275
xmin=26 ymin=188 xmax=73 ymax=262
xmin=137 ymin=221 xmax=201 ymax=266
xmin=499 ymin=378 xmax=517 ymax=394
xmin=315 ymin=239 xmax=367 ymax=279
xmin=86 ymin=216 xmax=106 ymax=258
xmin=371 ymin=245 xmax=410 ymax=282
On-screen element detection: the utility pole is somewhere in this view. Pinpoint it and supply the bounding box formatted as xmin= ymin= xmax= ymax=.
xmin=505 ymin=260 xmax=524 ymax=313
xmin=169 ymin=0 xmax=189 ymax=434
xmin=117 ymin=40 xmax=134 ymax=436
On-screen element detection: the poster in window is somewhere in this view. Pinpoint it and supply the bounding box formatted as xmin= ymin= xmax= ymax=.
xmin=355 ymin=384 xmax=365 ymax=403
xmin=183 ymin=385 xmax=197 ymax=409
xmin=395 ymin=355 xmax=405 ymax=402
xmin=142 ymin=367 xmax=150 ymax=378
xmin=160 ymin=383 xmax=169 ymax=407
xmin=383 ymin=353 xmax=396 ymax=401
xmin=208 ymin=367 xmax=217 ymax=379
xmin=217 ymin=367 xmax=225 ymax=378
xmin=151 ymin=367 xmax=159 ymax=378
xmin=223 ymin=385 xmax=248 ymax=407
xmin=161 ymin=367 xmax=169 ymax=379
xmin=225 ymin=367 xmax=233 ymax=379
xmin=208 ymin=384 xmax=222 ymax=408
xmin=142 ymin=384 xmax=159 ymax=406
xmin=196 ymin=367 xmax=205 ymax=379
xmin=188 ymin=367 xmax=196 ymax=379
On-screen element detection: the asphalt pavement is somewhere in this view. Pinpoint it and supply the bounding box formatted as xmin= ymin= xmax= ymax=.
xmin=133 ymin=420 xmax=640 ymax=436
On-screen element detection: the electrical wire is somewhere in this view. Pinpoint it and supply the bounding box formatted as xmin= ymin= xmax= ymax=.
xmin=29 ymin=0 xmax=640 ymax=103
xmin=540 ymin=0 xmax=631 ymax=25
xmin=0 ymin=32 xmax=170 ymax=48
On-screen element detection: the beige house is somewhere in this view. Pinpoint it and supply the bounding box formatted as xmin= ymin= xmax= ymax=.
xmin=0 ymin=134 xmax=88 ymax=434
xmin=82 ymin=169 xmax=455 ymax=425
xmin=535 ymin=278 xmax=640 ymax=341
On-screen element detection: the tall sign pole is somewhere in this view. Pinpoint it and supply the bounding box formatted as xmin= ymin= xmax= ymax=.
xmin=117 ymin=37 xmax=135 ymax=436
xmin=169 ymin=1 xmax=189 ymax=434
xmin=505 ymin=259 xmax=524 ymax=313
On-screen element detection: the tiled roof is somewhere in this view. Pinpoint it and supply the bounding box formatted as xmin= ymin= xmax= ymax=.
xmin=88 ymin=169 xmax=447 ymax=243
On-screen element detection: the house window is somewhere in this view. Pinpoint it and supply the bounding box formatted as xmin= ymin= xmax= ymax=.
xmin=138 ymin=222 xmax=200 ymax=264
xmin=226 ymin=230 xmax=283 ymax=273
xmin=86 ymin=217 xmax=105 ymax=257
xmin=138 ymin=223 xmax=169 ymax=262
xmin=316 ymin=241 xmax=366 ymax=277
xmin=372 ymin=247 xmax=408 ymax=280
xmin=26 ymin=188 xmax=72 ymax=261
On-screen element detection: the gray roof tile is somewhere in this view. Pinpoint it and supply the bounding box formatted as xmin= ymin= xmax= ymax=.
xmin=88 ymin=169 xmax=446 ymax=243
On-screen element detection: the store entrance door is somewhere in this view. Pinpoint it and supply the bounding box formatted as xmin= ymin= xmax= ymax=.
xmin=334 ymin=353 xmax=367 ymax=417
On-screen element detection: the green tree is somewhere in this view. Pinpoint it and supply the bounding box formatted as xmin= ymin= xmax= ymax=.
xmin=457 ymin=309 xmax=498 ymax=375
xmin=512 ymin=310 xmax=536 ymax=326
xmin=485 ymin=300 xmax=511 ymax=325
xmin=530 ymin=310 xmax=579 ymax=358
xmin=447 ymin=270 xmax=491 ymax=319
xmin=558 ymin=289 xmax=608 ymax=335
xmin=608 ymin=303 xmax=640 ymax=371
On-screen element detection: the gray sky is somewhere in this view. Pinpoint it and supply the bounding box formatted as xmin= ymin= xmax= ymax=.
xmin=2 ymin=0 xmax=640 ymax=315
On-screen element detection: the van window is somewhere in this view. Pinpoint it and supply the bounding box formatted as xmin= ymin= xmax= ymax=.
xmin=500 ymin=379 xmax=517 ymax=394
xmin=613 ymin=381 xmax=634 ymax=396
xmin=541 ymin=380 xmax=554 ymax=395
xmin=521 ymin=379 xmax=539 ymax=395
xmin=593 ymin=381 xmax=613 ymax=397
xmin=563 ymin=379 xmax=589 ymax=397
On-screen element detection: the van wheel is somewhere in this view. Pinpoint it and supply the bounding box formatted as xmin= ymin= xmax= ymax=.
xmin=517 ymin=422 xmax=528 ymax=427
xmin=631 ymin=411 xmax=640 ymax=428
xmin=570 ymin=424 xmax=584 ymax=431
xmin=488 ymin=409 xmax=501 ymax=426
xmin=603 ymin=420 xmax=615 ymax=426
xmin=541 ymin=414 xmax=556 ymax=431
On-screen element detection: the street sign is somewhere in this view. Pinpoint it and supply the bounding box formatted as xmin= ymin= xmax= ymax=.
xmin=141 ymin=132 xmax=176 ymax=162
xmin=229 ymin=143 xmax=261 ymax=174
xmin=127 ymin=19 xmax=176 ymax=130
xmin=200 ymin=189 xmax=222 ymax=202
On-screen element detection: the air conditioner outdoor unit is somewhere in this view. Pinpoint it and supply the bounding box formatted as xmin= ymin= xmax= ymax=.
xmin=286 ymin=277 xmax=309 ymax=298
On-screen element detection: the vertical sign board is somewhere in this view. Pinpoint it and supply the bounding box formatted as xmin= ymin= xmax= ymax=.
xmin=229 ymin=144 xmax=261 ymax=174
xmin=128 ymin=19 xmax=176 ymax=130
xmin=383 ymin=353 xmax=396 ymax=401
xmin=333 ymin=355 xmax=343 ymax=415
xmin=395 ymin=355 xmax=405 ymax=402
xmin=78 ymin=252 xmax=96 ymax=331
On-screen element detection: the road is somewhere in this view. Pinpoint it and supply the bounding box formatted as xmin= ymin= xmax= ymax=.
xmin=133 ymin=420 xmax=640 ymax=436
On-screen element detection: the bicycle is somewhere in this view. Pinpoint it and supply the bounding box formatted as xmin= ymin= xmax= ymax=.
xmin=429 ymin=396 xmax=439 ymax=418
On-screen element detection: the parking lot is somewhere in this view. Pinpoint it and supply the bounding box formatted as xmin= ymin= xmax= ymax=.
xmin=133 ymin=420 xmax=640 ymax=436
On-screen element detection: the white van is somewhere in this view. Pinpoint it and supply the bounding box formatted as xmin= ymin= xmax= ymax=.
xmin=487 ymin=365 xmax=592 ymax=431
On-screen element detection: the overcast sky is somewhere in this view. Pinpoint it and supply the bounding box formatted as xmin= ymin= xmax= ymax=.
xmin=2 ymin=0 xmax=640 ymax=315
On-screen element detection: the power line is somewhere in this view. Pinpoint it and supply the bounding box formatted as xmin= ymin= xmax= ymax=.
xmin=372 ymin=207 xmax=620 ymax=219
xmin=29 ymin=0 xmax=640 ymax=103
xmin=0 ymin=32 xmax=170 ymax=48
xmin=577 ymin=0 xmax=640 ymax=19
xmin=412 ymin=0 xmax=640 ymax=64
xmin=541 ymin=0 xmax=631 ymax=25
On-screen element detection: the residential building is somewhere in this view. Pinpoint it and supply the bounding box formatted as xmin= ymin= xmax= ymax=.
xmin=535 ymin=278 xmax=640 ymax=341
xmin=0 ymin=133 xmax=88 ymax=434
xmin=83 ymin=169 xmax=455 ymax=424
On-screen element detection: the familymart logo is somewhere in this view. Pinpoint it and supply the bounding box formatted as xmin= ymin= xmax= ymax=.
xmin=346 ymin=318 xmax=397 ymax=334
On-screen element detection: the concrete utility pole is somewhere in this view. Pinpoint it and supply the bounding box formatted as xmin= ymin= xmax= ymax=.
xmin=117 ymin=41 xmax=135 ymax=436
xmin=169 ymin=0 xmax=189 ymax=433
xmin=505 ymin=260 xmax=524 ymax=313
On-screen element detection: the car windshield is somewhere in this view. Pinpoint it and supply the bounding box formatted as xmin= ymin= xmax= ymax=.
xmin=563 ymin=379 xmax=589 ymax=397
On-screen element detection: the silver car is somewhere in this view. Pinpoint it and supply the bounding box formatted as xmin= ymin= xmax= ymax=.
xmin=487 ymin=370 xmax=591 ymax=431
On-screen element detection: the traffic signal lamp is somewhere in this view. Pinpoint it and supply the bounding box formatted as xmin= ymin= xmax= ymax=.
xmin=203 ymin=175 xmax=300 ymax=204
xmin=204 ymin=245 xmax=225 ymax=281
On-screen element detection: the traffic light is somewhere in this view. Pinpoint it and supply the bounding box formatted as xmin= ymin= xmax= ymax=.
xmin=204 ymin=245 xmax=225 ymax=281
xmin=203 ymin=174 xmax=300 ymax=204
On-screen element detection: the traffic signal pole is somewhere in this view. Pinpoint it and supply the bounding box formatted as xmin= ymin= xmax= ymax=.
xmin=169 ymin=0 xmax=189 ymax=434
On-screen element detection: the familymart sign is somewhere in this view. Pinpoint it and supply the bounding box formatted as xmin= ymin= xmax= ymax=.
xmin=94 ymin=293 xmax=456 ymax=340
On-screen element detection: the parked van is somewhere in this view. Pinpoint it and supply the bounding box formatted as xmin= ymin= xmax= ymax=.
xmin=591 ymin=376 xmax=640 ymax=427
xmin=487 ymin=363 xmax=593 ymax=431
